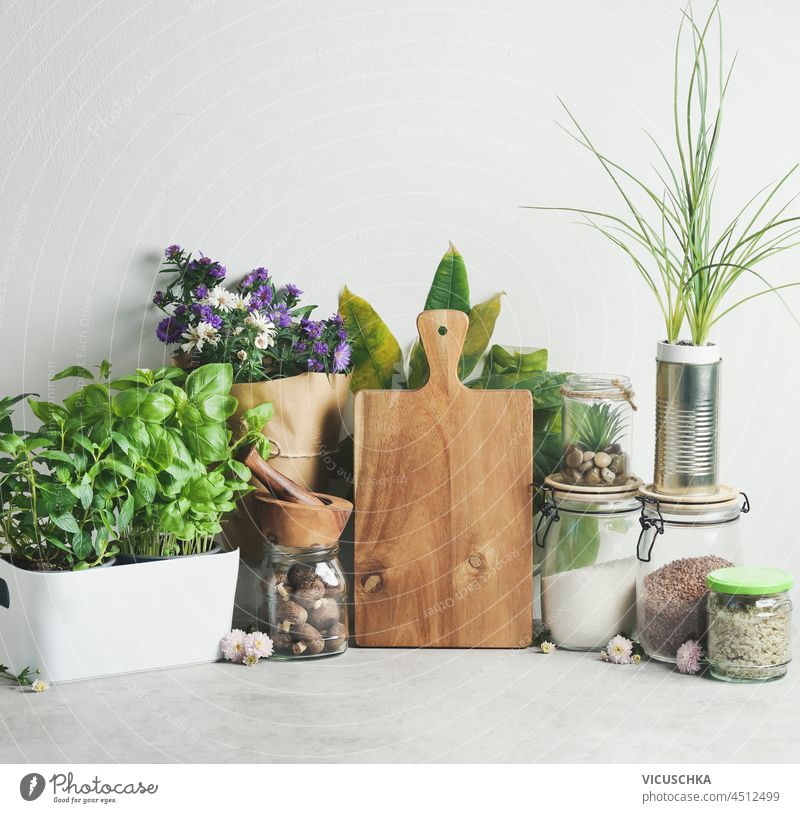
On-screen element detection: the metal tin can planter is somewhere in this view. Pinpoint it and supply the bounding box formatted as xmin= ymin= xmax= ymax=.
xmin=635 ymin=485 xmax=747 ymax=662
xmin=560 ymin=374 xmax=636 ymax=487
xmin=654 ymin=341 xmax=720 ymax=496
xmin=0 ymin=548 xmax=239 ymax=683
xmin=258 ymin=543 xmax=349 ymax=659
xmin=537 ymin=475 xmax=642 ymax=650
xmin=706 ymin=567 xmax=793 ymax=683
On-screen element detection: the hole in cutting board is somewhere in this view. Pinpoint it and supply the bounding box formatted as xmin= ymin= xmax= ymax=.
xmin=438 ymin=326 xmax=447 ymax=335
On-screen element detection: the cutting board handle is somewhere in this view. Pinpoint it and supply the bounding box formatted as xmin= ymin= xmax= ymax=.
xmin=416 ymin=309 xmax=469 ymax=394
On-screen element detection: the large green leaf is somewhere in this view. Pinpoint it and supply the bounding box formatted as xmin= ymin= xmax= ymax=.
xmin=458 ymin=293 xmax=503 ymax=380
xmin=183 ymin=422 xmax=229 ymax=464
xmin=406 ymin=340 xmax=428 ymax=390
xmin=198 ymin=393 xmax=238 ymax=422
xmin=339 ymin=286 xmax=402 ymax=392
xmin=185 ymin=363 xmax=233 ymax=402
xmin=424 ymin=242 xmax=470 ymax=313
xmin=486 ymin=345 xmax=548 ymax=375
xmin=469 ymin=369 xmax=568 ymax=411
xmin=112 ymin=389 xmax=175 ymax=422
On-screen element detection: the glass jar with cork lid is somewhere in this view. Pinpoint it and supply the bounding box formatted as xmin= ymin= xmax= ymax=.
xmin=635 ymin=485 xmax=748 ymax=662
xmin=560 ymin=374 xmax=636 ymax=487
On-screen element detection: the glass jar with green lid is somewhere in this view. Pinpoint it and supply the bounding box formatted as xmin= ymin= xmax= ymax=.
xmin=706 ymin=567 xmax=793 ymax=683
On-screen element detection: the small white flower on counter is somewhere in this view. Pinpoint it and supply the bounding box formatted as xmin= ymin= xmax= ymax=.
xmin=540 ymin=641 xmax=556 ymax=654
xmin=242 ymin=654 xmax=258 ymax=667
xmin=31 ymin=680 xmax=48 ymax=693
xmin=606 ymin=634 xmax=633 ymax=664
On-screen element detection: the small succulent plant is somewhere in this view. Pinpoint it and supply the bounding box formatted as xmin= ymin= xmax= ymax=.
xmin=569 ymin=401 xmax=627 ymax=453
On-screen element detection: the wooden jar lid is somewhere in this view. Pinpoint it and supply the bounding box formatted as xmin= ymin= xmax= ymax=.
xmin=545 ymin=472 xmax=643 ymax=503
xmin=638 ymin=483 xmax=739 ymax=509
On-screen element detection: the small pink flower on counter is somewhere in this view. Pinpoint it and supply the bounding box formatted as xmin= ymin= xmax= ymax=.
xmin=539 ymin=641 xmax=556 ymax=654
xmin=676 ymin=639 xmax=704 ymax=674
xmin=242 ymin=654 xmax=259 ymax=667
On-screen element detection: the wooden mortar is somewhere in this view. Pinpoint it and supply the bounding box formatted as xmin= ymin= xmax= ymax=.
xmin=254 ymin=491 xmax=353 ymax=549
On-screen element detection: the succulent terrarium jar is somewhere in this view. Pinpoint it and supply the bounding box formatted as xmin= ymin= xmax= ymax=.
xmin=635 ymin=486 xmax=747 ymax=663
xmin=706 ymin=567 xmax=793 ymax=683
xmin=258 ymin=543 xmax=348 ymax=659
xmin=560 ymin=374 xmax=635 ymax=487
xmin=537 ymin=475 xmax=643 ymax=651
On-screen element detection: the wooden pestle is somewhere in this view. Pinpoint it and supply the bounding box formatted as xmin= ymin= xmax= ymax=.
xmin=240 ymin=445 xmax=324 ymax=506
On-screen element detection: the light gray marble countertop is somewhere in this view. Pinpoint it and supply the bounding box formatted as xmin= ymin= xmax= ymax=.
xmin=0 ymin=647 xmax=795 ymax=763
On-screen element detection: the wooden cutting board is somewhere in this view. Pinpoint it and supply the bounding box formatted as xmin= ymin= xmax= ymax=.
xmin=354 ymin=310 xmax=533 ymax=648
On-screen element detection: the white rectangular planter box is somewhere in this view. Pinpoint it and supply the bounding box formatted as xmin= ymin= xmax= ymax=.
xmin=0 ymin=549 xmax=239 ymax=683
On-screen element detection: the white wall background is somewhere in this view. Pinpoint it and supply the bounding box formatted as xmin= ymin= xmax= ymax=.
xmin=2 ymin=0 xmax=799 ymax=577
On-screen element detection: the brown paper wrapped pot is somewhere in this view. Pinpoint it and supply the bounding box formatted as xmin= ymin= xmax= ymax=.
xmin=230 ymin=372 xmax=350 ymax=492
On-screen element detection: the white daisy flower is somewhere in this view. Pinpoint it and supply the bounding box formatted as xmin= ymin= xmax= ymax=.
xmin=245 ymin=312 xmax=273 ymax=332
xmin=254 ymin=329 xmax=275 ymax=350
xmin=245 ymin=631 xmax=274 ymax=660
xmin=181 ymin=321 xmax=220 ymax=353
xmin=539 ymin=641 xmax=556 ymax=654
xmin=236 ymin=350 xmax=248 ymax=361
xmin=202 ymin=285 xmax=237 ymax=311
xmin=230 ymin=292 xmax=252 ymax=311
xmin=31 ymin=679 xmax=49 ymax=693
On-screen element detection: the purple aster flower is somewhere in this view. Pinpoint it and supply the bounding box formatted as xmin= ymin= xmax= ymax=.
xmin=208 ymin=264 xmax=226 ymax=280
xmin=312 ymin=341 xmax=329 ymax=357
xmin=194 ymin=284 xmax=208 ymax=299
xmin=152 ymin=291 xmax=166 ymax=306
xmin=301 ymin=318 xmax=323 ymax=339
xmin=337 ymin=328 xmax=348 ymax=340
xmin=285 ymin=283 xmax=302 ymax=298
xmin=329 ymin=312 xmax=344 ymax=326
xmin=156 ymin=317 xmax=185 ymax=344
xmin=294 ymin=341 xmax=307 ymax=353
xmin=269 ymin=304 xmax=292 ymax=328
xmin=307 ymin=358 xmax=324 ymax=372
xmin=332 ymin=340 xmax=352 ymax=373
xmin=250 ymin=284 xmax=273 ymax=309
xmin=190 ymin=304 xmax=222 ymax=328
xmin=164 ymin=244 xmax=181 ymax=259
xmin=174 ymin=304 xmax=187 ymax=317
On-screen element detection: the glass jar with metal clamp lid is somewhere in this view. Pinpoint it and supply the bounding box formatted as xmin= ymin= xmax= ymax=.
xmin=536 ymin=473 xmax=643 ymax=651
xmin=635 ymin=485 xmax=748 ymax=663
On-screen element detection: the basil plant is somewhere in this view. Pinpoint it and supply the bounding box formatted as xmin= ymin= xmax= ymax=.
xmin=0 ymin=361 xmax=271 ymax=570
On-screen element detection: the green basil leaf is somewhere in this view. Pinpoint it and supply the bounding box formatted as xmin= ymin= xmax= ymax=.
xmin=51 ymin=365 xmax=94 ymax=382
xmin=51 ymin=512 xmax=80 ymax=534
xmin=228 ymin=459 xmax=251 ymax=481
xmin=117 ymin=493 xmax=135 ymax=532
xmin=199 ymin=394 xmax=238 ymax=422
xmin=72 ymin=530 xmax=92 ymax=560
xmin=185 ymin=363 xmax=233 ymax=401
xmin=135 ymin=473 xmax=157 ymax=504
xmin=183 ymin=422 xmax=229 ymax=464
xmin=38 ymin=450 xmax=76 ymax=466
